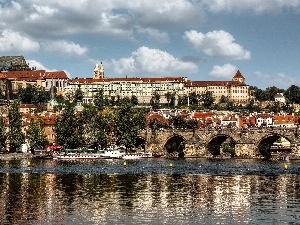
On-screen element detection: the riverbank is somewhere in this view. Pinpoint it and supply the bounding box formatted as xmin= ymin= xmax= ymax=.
xmin=0 ymin=152 xmax=33 ymax=160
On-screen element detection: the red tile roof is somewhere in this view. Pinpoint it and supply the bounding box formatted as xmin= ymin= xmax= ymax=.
xmin=1 ymin=70 xmax=68 ymax=81
xmin=185 ymin=80 xmax=245 ymax=87
xmin=71 ymin=77 xmax=187 ymax=84
xmin=45 ymin=71 xmax=69 ymax=79
xmin=233 ymin=70 xmax=244 ymax=79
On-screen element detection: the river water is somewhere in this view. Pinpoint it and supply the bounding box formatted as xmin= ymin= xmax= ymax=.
xmin=1 ymin=158 xmax=300 ymax=225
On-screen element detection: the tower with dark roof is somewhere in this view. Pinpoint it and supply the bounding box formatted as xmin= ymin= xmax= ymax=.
xmin=232 ymin=70 xmax=245 ymax=84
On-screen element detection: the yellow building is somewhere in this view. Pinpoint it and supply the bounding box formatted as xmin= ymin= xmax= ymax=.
xmin=185 ymin=70 xmax=249 ymax=104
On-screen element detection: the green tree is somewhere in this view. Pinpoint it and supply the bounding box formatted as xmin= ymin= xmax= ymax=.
xmin=94 ymin=89 xmax=105 ymax=110
xmin=101 ymin=107 xmax=118 ymax=147
xmin=267 ymin=101 xmax=281 ymax=113
xmin=54 ymin=103 xmax=82 ymax=149
xmin=265 ymin=86 xmax=284 ymax=101
xmin=219 ymin=95 xmax=234 ymax=110
xmin=7 ymin=101 xmax=25 ymax=152
xmin=130 ymin=95 xmax=138 ymax=106
xmin=285 ymin=85 xmax=300 ymax=104
xmin=281 ymin=103 xmax=294 ymax=114
xmin=201 ymin=91 xmax=214 ymax=108
xmin=0 ymin=117 xmax=7 ymax=151
xmin=189 ymin=92 xmax=199 ymax=105
xmin=249 ymin=86 xmax=267 ymax=102
xmin=26 ymin=118 xmax=49 ymax=149
xmin=17 ymin=85 xmax=50 ymax=106
xmin=150 ymin=92 xmax=160 ymax=110
xmin=165 ymin=92 xmax=176 ymax=107
xmin=169 ymin=115 xmax=187 ymax=129
xmin=74 ymin=87 xmax=84 ymax=103
xmin=219 ymin=95 xmax=228 ymax=104
xmin=169 ymin=92 xmax=176 ymax=107
xmin=221 ymin=142 xmax=235 ymax=157
xmin=115 ymin=102 xmax=145 ymax=150
xmin=178 ymin=95 xmax=188 ymax=107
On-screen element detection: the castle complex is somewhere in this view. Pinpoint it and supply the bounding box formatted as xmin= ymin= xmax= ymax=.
xmin=65 ymin=61 xmax=249 ymax=105
xmin=0 ymin=56 xmax=249 ymax=105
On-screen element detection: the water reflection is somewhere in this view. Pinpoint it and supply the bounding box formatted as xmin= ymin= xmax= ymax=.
xmin=0 ymin=159 xmax=300 ymax=224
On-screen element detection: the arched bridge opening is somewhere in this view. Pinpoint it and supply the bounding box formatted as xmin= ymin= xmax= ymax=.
xmin=135 ymin=136 xmax=146 ymax=151
xmin=164 ymin=135 xmax=186 ymax=158
xmin=258 ymin=134 xmax=292 ymax=159
xmin=207 ymin=135 xmax=236 ymax=156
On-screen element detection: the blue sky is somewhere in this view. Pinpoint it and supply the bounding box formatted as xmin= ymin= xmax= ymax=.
xmin=0 ymin=0 xmax=300 ymax=89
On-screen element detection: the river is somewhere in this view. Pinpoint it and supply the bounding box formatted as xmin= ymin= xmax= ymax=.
xmin=0 ymin=158 xmax=300 ymax=225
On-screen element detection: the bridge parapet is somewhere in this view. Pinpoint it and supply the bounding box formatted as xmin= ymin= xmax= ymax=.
xmin=141 ymin=127 xmax=300 ymax=158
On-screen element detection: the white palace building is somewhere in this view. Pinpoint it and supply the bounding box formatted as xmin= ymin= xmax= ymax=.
xmin=64 ymin=63 xmax=249 ymax=105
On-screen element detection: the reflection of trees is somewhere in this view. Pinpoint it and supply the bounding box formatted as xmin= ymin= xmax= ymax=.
xmin=2 ymin=170 xmax=300 ymax=223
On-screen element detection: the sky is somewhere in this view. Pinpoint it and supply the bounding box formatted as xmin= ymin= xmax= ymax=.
xmin=0 ymin=0 xmax=300 ymax=90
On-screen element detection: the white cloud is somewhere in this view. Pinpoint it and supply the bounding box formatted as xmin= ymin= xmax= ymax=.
xmin=209 ymin=64 xmax=238 ymax=79
xmin=0 ymin=30 xmax=40 ymax=53
xmin=108 ymin=46 xmax=198 ymax=77
xmin=0 ymin=0 xmax=207 ymax=40
xmin=183 ymin=30 xmax=251 ymax=60
xmin=252 ymin=71 xmax=298 ymax=89
xmin=125 ymin=0 xmax=206 ymax=27
xmin=136 ymin=27 xmax=170 ymax=43
xmin=43 ymin=40 xmax=88 ymax=57
xmin=202 ymin=0 xmax=300 ymax=14
xmin=27 ymin=60 xmax=49 ymax=70
xmin=27 ymin=59 xmax=71 ymax=78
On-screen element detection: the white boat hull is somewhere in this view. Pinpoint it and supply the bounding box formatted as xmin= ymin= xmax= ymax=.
xmin=53 ymin=153 xmax=104 ymax=160
xmin=122 ymin=153 xmax=153 ymax=160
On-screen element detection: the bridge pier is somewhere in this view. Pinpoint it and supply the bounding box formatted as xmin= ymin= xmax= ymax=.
xmin=234 ymin=143 xmax=256 ymax=157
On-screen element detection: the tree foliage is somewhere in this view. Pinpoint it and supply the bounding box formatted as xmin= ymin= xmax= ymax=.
xmin=115 ymin=102 xmax=146 ymax=150
xmin=26 ymin=118 xmax=48 ymax=149
xmin=189 ymin=92 xmax=199 ymax=105
xmin=0 ymin=117 xmax=7 ymax=150
xmin=150 ymin=91 xmax=160 ymax=110
xmin=7 ymin=101 xmax=25 ymax=151
xmin=74 ymin=87 xmax=84 ymax=103
xmin=94 ymin=89 xmax=105 ymax=110
xmin=285 ymin=85 xmax=300 ymax=104
xmin=165 ymin=92 xmax=176 ymax=107
xmin=17 ymin=85 xmax=50 ymax=105
xmin=54 ymin=103 xmax=82 ymax=149
xmin=201 ymin=91 xmax=214 ymax=108
xmin=130 ymin=95 xmax=139 ymax=106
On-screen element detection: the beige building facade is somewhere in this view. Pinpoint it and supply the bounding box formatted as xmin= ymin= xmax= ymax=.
xmin=65 ymin=65 xmax=249 ymax=105
xmin=65 ymin=76 xmax=187 ymax=104
xmin=185 ymin=70 xmax=249 ymax=104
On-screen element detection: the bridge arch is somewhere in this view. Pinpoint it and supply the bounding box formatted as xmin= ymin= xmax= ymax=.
xmin=164 ymin=134 xmax=186 ymax=158
xmin=257 ymin=133 xmax=293 ymax=159
xmin=207 ymin=134 xmax=237 ymax=156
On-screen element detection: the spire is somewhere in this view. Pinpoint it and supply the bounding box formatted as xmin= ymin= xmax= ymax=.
xmin=232 ymin=70 xmax=245 ymax=84
xmin=93 ymin=62 xmax=104 ymax=79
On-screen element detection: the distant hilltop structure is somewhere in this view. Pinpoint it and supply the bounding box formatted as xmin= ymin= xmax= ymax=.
xmin=0 ymin=55 xmax=31 ymax=71
xmin=0 ymin=55 xmax=69 ymax=99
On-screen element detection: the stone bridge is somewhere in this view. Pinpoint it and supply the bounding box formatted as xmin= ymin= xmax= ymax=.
xmin=136 ymin=127 xmax=300 ymax=159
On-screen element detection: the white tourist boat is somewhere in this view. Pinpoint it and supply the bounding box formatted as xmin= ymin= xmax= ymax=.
xmin=53 ymin=152 xmax=104 ymax=160
xmin=121 ymin=152 xmax=153 ymax=160
xmin=99 ymin=146 xmax=126 ymax=159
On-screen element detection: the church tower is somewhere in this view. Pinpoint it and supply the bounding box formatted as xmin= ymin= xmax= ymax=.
xmin=94 ymin=62 xmax=104 ymax=79
xmin=232 ymin=70 xmax=245 ymax=84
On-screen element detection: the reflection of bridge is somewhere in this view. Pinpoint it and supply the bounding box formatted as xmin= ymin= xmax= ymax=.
xmin=137 ymin=127 xmax=300 ymax=158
